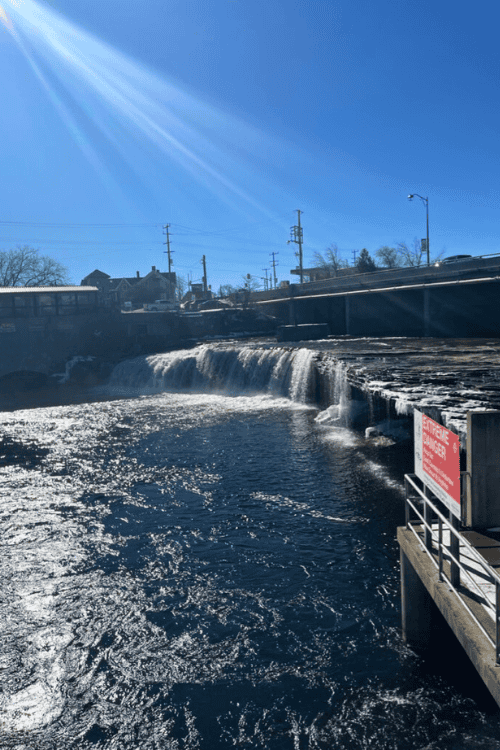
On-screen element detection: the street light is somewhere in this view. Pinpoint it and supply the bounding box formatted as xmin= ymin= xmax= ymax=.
xmin=408 ymin=194 xmax=429 ymax=266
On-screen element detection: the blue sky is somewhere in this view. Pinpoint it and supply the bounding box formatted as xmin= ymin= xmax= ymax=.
xmin=1 ymin=0 xmax=499 ymax=291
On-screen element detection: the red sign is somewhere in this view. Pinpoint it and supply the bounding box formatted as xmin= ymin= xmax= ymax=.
xmin=414 ymin=410 xmax=461 ymax=517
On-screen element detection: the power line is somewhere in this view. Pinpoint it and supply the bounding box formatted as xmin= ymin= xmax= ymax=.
xmin=0 ymin=216 xmax=288 ymax=234
xmin=0 ymin=221 xmax=163 ymax=228
xmin=0 ymin=238 xmax=164 ymax=246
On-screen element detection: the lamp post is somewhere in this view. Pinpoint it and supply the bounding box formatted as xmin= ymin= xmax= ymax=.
xmin=408 ymin=194 xmax=429 ymax=266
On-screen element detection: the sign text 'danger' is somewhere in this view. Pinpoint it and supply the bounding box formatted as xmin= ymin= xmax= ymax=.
xmin=414 ymin=410 xmax=461 ymax=518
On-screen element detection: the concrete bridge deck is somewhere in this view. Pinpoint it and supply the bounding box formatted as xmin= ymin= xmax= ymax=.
xmin=254 ymin=255 xmax=500 ymax=337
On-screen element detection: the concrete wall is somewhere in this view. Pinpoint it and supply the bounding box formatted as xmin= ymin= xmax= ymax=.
xmin=465 ymin=411 xmax=500 ymax=528
xmin=0 ymin=311 xmax=121 ymax=378
xmin=259 ymin=279 xmax=500 ymax=338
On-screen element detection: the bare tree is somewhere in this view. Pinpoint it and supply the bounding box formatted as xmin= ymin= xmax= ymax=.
xmin=312 ymin=244 xmax=349 ymax=277
xmin=234 ymin=274 xmax=261 ymax=308
xmin=241 ymin=274 xmax=261 ymax=292
xmin=218 ymin=283 xmax=238 ymax=298
xmin=175 ymin=275 xmax=187 ymax=300
xmin=396 ymin=239 xmax=425 ymax=267
xmin=375 ymin=246 xmax=401 ymax=268
xmin=396 ymin=239 xmax=444 ymax=267
xmin=0 ymin=246 xmax=69 ymax=287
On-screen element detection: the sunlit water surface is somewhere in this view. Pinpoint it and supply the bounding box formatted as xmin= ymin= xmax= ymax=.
xmin=1 ymin=390 xmax=499 ymax=749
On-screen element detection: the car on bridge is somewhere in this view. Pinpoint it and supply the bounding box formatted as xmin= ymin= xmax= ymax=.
xmin=441 ymin=254 xmax=472 ymax=263
xmin=144 ymin=300 xmax=179 ymax=312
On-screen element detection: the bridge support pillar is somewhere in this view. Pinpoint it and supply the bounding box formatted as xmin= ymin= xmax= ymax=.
xmin=400 ymin=548 xmax=434 ymax=649
xmin=423 ymin=288 xmax=431 ymax=337
xmin=345 ymin=296 xmax=351 ymax=335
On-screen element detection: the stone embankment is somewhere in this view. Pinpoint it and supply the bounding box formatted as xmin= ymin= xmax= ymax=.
xmin=311 ymin=337 xmax=500 ymax=443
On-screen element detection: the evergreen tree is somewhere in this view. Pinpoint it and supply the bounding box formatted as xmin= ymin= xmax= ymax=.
xmin=356 ymin=248 xmax=377 ymax=273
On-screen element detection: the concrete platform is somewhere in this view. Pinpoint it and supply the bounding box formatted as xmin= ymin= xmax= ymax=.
xmin=399 ymin=524 xmax=500 ymax=707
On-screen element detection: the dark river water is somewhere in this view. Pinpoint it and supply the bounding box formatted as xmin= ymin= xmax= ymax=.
xmin=1 ymin=345 xmax=500 ymax=749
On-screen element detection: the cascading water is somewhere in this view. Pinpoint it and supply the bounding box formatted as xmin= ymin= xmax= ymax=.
xmin=315 ymin=360 xmax=354 ymax=426
xmin=109 ymin=344 xmax=318 ymax=404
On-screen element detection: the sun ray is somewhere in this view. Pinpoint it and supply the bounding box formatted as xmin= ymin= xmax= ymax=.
xmin=0 ymin=5 xmax=14 ymax=32
xmin=2 ymin=0 xmax=289 ymax=223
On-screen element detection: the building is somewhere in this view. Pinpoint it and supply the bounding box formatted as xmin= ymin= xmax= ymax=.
xmin=0 ymin=286 xmax=99 ymax=319
xmin=81 ymin=267 xmax=177 ymax=306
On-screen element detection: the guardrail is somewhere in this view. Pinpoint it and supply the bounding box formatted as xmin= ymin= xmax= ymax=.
xmin=404 ymin=473 xmax=500 ymax=663
xmin=252 ymin=252 xmax=500 ymax=303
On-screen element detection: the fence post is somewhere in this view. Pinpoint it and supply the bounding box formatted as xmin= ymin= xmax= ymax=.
xmin=449 ymin=511 xmax=460 ymax=587
xmin=424 ymin=485 xmax=432 ymax=550
xmin=496 ymin=581 xmax=500 ymax=666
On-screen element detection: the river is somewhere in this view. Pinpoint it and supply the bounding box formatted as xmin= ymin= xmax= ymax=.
xmin=1 ymin=343 xmax=499 ymax=749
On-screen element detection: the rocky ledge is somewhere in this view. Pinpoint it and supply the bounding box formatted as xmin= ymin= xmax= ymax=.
xmin=312 ymin=337 xmax=500 ymax=444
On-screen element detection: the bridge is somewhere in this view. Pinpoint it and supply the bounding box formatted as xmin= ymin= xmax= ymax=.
xmin=255 ymin=254 xmax=500 ymax=337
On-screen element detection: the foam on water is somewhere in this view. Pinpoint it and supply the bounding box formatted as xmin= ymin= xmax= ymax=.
xmin=109 ymin=344 xmax=317 ymax=404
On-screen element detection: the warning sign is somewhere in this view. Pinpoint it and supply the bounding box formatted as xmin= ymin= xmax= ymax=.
xmin=414 ymin=410 xmax=461 ymax=518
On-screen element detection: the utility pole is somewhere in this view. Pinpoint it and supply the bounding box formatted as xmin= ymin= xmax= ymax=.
xmin=163 ymin=224 xmax=175 ymax=301
xmin=163 ymin=224 xmax=174 ymax=274
xmin=270 ymin=252 xmax=279 ymax=289
xmin=201 ymin=255 xmax=208 ymax=295
xmin=288 ymin=210 xmax=304 ymax=283
xmin=262 ymin=268 xmax=270 ymax=291
xmin=352 ymin=249 xmax=358 ymax=266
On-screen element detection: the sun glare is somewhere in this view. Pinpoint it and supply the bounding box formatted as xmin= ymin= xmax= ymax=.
xmin=0 ymin=5 xmax=14 ymax=31
xmin=2 ymin=0 xmax=288 ymax=222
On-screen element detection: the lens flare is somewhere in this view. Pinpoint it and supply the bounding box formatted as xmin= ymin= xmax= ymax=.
xmin=0 ymin=5 xmax=14 ymax=31
xmin=2 ymin=0 xmax=289 ymax=221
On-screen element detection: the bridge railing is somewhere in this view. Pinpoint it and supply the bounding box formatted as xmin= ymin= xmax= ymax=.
xmin=404 ymin=473 xmax=500 ymax=663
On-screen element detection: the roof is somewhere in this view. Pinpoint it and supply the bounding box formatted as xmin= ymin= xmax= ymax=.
xmin=0 ymin=286 xmax=98 ymax=294
xmin=82 ymin=270 xmax=111 ymax=279
xmin=108 ymin=278 xmax=138 ymax=289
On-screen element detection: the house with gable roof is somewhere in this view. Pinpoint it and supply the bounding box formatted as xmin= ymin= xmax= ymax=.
xmin=81 ymin=266 xmax=176 ymax=307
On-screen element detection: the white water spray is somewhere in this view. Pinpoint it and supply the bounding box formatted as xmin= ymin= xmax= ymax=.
xmin=315 ymin=361 xmax=352 ymax=426
xmin=109 ymin=345 xmax=317 ymax=404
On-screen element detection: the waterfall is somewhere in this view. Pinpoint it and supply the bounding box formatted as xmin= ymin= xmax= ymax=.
xmin=108 ymin=344 xmax=317 ymax=404
xmin=315 ymin=361 xmax=352 ymax=426
xmin=108 ymin=343 xmax=408 ymax=437
xmin=289 ymin=348 xmax=316 ymax=403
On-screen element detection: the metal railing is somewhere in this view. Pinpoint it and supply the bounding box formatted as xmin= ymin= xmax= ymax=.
xmin=404 ymin=473 xmax=500 ymax=663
